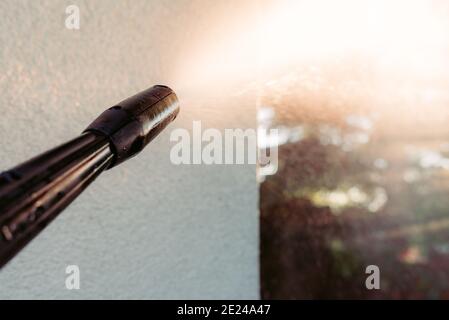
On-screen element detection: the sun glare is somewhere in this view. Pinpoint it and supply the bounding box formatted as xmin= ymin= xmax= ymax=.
xmin=258 ymin=0 xmax=449 ymax=74
xmin=176 ymin=0 xmax=449 ymax=91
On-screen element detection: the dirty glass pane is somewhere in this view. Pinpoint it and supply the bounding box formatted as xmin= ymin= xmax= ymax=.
xmin=259 ymin=1 xmax=449 ymax=299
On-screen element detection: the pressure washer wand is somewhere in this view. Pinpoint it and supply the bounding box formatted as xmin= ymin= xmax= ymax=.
xmin=0 ymin=85 xmax=180 ymax=268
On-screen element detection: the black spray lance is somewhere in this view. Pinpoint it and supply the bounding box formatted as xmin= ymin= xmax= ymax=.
xmin=0 ymin=85 xmax=180 ymax=268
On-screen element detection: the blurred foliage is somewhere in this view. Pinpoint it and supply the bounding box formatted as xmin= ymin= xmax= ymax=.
xmin=260 ymin=59 xmax=449 ymax=299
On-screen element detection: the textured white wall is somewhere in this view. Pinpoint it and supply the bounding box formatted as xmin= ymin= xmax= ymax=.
xmin=0 ymin=0 xmax=259 ymax=299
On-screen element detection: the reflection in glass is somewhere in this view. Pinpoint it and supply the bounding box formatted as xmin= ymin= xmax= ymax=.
xmin=259 ymin=1 xmax=449 ymax=297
